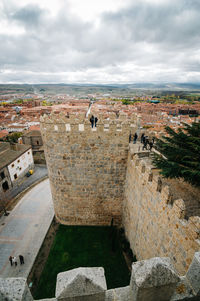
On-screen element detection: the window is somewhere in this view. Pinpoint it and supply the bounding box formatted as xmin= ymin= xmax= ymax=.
xmin=36 ymin=140 xmax=39 ymax=145
xmin=14 ymin=173 xmax=18 ymax=179
xmin=0 ymin=171 xmax=5 ymax=180
xmin=2 ymin=181 xmax=9 ymax=191
xmin=11 ymin=163 xmax=14 ymax=168
xmin=17 ymin=159 xmax=20 ymax=163
xmin=28 ymin=151 xmax=30 ymax=155
xmin=19 ymin=167 xmax=22 ymax=171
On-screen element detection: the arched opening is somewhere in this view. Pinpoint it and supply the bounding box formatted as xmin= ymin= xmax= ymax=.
xmin=2 ymin=181 xmax=9 ymax=191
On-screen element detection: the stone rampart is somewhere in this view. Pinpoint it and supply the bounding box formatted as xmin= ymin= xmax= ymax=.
xmin=1 ymin=252 xmax=200 ymax=300
xmin=40 ymin=112 xmax=138 ymax=226
xmin=123 ymin=150 xmax=200 ymax=275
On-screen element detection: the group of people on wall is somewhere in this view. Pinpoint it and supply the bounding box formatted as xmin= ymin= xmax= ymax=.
xmin=89 ymin=116 xmax=155 ymax=152
xmin=89 ymin=115 xmax=98 ymax=128
xmin=129 ymin=132 xmax=155 ymax=151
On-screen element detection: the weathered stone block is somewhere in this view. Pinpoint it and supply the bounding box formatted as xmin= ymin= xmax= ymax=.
xmin=171 ymin=275 xmax=196 ymax=300
xmin=37 ymin=299 xmax=57 ymax=301
xmin=186 ymin=252 xmax=200 ymax=296
xmin=105 ymin=286 xmax=131 ymax=301
xmin=130 ymin=257 xmax=179 ymax=301
xmin=0 ymin=278 xmax=33 ymax=301
xmin=56 ymin=267 xmax=107 ymax=301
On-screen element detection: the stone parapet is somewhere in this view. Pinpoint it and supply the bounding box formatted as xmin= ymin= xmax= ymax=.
xmin=123 ymin=151 xmax=200 ymax=275
xmin=56 ymin=267 xmax=106 ymax=301
xmin=130 ymin=257 xmax=179 ymax=301
xmin=1 ymin=253 xmax=199 ymax=301
xmin=40 ymin=112 xmax=138 ymax=134
xmin=0 ymin=277 xmax=33 ymax=301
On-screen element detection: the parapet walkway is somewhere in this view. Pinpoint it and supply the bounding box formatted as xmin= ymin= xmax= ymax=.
xmin=0 ymin=178 xmax=54 ymax=278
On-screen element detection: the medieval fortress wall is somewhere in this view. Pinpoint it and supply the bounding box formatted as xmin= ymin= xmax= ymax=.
xmin=123 ymin=150 xmax=200 ymax=276
xmin=1 ymin=253 xmax=200 ymax=300
xmin=1 ymin=112 xmax=200 ymax=301
xmin=40 ymin=112 xmax=200 ymax=276
xmin=40 ymin=112 xmax=137 ymax=226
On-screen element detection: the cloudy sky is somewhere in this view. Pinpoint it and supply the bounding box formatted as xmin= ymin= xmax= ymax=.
xmin=0 ymin=0 xmax=200 ymax=84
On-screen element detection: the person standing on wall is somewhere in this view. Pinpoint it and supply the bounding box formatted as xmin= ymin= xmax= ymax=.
xmin=129 ymin=133 xmax=132 ymax=143
xmin=94 ymin=116 xmax=98 ymax=127
xmin=133 ymin=133 xmax=138 ymax=144
xmin=141 ymin=133 xmax=145 ymax=143
xmin=149 ymin=140 xmax=153 ymax=151
xmin=90 ymin=115 xmax=94 ymax=128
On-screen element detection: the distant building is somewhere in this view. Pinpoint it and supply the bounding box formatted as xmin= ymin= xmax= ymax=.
xmin=0 ymin=142 xmax=34 ymax=195
xmin=22 ymin=130 xmax=46 ymax=164
xmin=6 ymin=124 xmax=28 ymax=133
xmin=22 ymin=130 xmax=43 ymax=151
xmin=0 ymin=130 xmax=9 ymax=141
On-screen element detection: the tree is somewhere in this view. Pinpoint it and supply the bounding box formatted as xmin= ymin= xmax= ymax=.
xmin=6 ymin=132 xmax=22 ymax=143
xmin=152 ymin=121 xmax=200 ymax=187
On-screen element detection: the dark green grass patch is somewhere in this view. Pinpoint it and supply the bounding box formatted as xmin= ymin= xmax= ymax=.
xmin=34 ymin=225 xmax=130 ymax=299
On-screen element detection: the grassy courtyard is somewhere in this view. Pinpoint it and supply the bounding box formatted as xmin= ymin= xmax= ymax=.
xmin=34 ymin=225 xmax=130 ymax=299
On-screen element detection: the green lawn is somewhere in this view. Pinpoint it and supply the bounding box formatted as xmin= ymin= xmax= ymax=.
xmin=34 ymin=225 xmax=130 ymax=299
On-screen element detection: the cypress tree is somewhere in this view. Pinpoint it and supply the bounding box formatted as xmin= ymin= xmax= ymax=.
xmin=152 ymin=121 xmax=200 ymax=187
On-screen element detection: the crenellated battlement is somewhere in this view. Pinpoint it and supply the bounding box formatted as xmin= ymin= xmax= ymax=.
xmin=130 ymin=153 xmax=200 ymax=235
xmin=124 ymin=150 xmax=200 ymax=275
xmin=40 ymin=111 xmax=138 ymax=122
xmin=1 ymin=252 xmax=200 ymax=301
xmin=40 ymin=112 xmax=138 ymax=134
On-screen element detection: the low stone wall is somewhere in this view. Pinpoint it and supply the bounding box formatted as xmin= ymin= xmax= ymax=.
xmin=1 ymin=253 xmax=199 ymax=301
xmin=33 ymin=151 xmax=46 ymax=165
xmin=123 ymin=150 xmax=200 ymax=275
xmin=162 ymin=178 xmax=200 ymax=218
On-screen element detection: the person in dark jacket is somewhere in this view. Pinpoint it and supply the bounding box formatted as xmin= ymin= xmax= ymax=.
xmin=133 ymin=133 xmax=138 ymax=144
xmin=90 ymin=115 xmax=94 ymax=128
xmin=129 ymin=133 xmax=132 ymax=143
xmin=94 ymin=117 xmax=98 ymax=127
xmin=19 ymin=255 xmax=25 ymax=265
xmin=141 ymin=133 xmax=145 ymax=143
xmin=143 ymin=140 xmax=148 ymax=150
xmin=9 ymin=256 xmax=13 ymax=266
xmin=149 ymin=141 xmax=153 ymax=151
xmin=143 ymin=136 xmax=149 ymax=150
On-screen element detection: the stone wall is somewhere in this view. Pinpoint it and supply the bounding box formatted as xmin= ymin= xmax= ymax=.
xmin=40 ymin=111 xmax=199 ymax=275
xmin=40 ymin=112 xmax=137 ymax=226
xmin=22 ymin=134 xmax=43 ymax=150
xmin=162 ymin=178 xmax=200 ymax=218
xmin=1 ymin=252 xmax=200 ymax=301
xmin=33 ymin=151 xmax=46 ymax=164
xmin=123 ymin=150 xmax=200 ymax=275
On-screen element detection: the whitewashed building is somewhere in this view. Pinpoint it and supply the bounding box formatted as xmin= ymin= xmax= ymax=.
xmin=0 ymin=142 xmax=34 ymax=194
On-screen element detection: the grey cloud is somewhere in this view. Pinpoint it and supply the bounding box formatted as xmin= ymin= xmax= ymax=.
xmin=12 ymin=5 xmax=46 ymax=28
xmin=0 ymin=0 xmax=200 ymax=83
xmin=101 ymin=0 xmax=200 ymax=47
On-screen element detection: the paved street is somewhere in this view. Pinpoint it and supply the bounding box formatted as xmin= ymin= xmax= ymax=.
xmin=8 ymin=164 xmax=48 ymax=201
xmin=0 ymin=178 xmax=54 ymax=278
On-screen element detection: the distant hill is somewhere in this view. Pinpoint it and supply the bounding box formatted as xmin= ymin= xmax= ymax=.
xmin=0 ymin=82 xmax=200 ymax=96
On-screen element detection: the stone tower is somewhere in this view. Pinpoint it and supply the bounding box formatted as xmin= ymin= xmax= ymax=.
xmin=40 ymin=112 xmax=138 ymax=226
